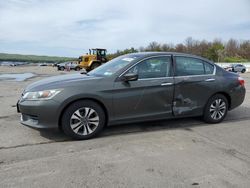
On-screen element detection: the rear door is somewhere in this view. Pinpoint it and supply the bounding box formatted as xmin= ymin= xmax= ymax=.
xmin=173 ymin=56 xmax=217 ymax=116
xmin=112 ymin=56 xmax=174 ymax=122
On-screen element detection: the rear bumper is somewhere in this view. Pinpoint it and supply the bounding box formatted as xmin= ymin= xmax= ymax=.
xmin=17 ymin=99 xmax=60 ymax=129
xmin=229 ymin=86 xmax=246 ymax=110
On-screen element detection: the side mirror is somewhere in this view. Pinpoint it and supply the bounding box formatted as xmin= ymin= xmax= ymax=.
xmin=122 ymin=73 xmax=138 ymax=82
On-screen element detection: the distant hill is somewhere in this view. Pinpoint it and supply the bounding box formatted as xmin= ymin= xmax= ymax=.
xmin=0 ymin=53 xmax=77 ymax=63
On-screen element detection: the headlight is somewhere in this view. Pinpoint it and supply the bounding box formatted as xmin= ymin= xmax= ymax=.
xmin=22 ymin=89 xmax=62 ymax=100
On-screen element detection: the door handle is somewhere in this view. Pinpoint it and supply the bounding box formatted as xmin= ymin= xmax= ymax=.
xmin=161 ymin=82 xmax=173 ymax=86
xmin=205 ymin=78 xmax=215 ymax=82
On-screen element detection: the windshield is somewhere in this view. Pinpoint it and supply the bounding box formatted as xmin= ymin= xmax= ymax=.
xmin=92 ymin=49 xmax=97 ymax=55
xmin=88 ymin=55 xmax=139 ymax=77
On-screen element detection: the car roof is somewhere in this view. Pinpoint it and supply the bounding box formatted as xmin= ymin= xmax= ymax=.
xmin=123 ymin=52 xmax=214 ymax=63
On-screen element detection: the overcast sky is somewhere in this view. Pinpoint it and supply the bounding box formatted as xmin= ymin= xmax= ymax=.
xmin=0 ymin=0 xmax=249 ymax=57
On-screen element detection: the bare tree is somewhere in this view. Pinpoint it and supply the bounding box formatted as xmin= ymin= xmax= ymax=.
xmin=239 ymin=40 xmax=250 ymax=59
xmin=146 ymin=42 xmax=161 ymax=51
xmin=175 ymin=43 xmax=186 ymax=53
xmin=225 ymin=39 xmax=239 ymax=57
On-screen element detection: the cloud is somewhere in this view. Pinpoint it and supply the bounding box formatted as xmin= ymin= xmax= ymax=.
xmin=0 ymin=0 xmax=249 ymax=56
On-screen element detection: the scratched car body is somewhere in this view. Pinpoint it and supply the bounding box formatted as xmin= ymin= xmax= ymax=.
xmin=17 ymin=52 xmax=246 ymax=139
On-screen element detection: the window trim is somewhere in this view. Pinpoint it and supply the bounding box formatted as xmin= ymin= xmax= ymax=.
xmin=138 ymin=76 xmax=170 ymax=81
xmin=117 ymin=55 xmax=173 ymax=80
xmin=173 ymin=56 xmax=216 ymax=77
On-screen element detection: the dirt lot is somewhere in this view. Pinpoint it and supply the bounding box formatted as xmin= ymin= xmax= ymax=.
xmin=0 ymin=66 xmax=250 ymax=187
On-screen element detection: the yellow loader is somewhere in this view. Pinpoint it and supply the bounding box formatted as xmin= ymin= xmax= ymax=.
xmin=78 ymin=48 xmax=108 ymax=71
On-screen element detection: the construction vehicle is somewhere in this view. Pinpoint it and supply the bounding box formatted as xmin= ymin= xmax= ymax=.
xmin=78 ymin=48 xmax=108 ymax=71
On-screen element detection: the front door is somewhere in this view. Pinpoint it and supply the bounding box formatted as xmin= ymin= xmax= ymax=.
xmin=112 ymin=56 xmax=175 ymax=122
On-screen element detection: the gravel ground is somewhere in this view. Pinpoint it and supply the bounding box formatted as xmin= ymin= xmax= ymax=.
xmin=0 ymin=66 xmax=250 ymax=188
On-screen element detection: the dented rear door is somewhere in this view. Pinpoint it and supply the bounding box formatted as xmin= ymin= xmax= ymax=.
xmin=173 ymin=56 xmax=217 ymax=117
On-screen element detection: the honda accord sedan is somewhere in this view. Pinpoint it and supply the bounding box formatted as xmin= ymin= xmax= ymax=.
xmin=17 ymin=52 xmax=245 ymax=139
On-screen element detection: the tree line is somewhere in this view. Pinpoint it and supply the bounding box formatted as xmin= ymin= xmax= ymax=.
xmin=1 ymin=38 xmax=249 ymax=63
xmin=108 ymin=38 xmax=250 ymax=62
xmin=0 ymin=53 xmax=76 ymax=63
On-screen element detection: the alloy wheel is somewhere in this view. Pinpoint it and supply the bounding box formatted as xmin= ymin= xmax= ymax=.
xmin=70 ymin=107 xmax=99 ymax=135
xmin=209 ymin=99 xmax=226 ymax=120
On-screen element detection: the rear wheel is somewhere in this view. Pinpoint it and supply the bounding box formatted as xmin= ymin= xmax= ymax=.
xmin=241 ymin=69 xmax=246 ymax=73
xmin=61 ymin=100 xmax=106 ymax=140
xmin=60 ymin=66 xmax=65 ymax=71
xmin=203 ymin=94 xmax=228 ymax=123
xmin=90 ymin=62 xmax=101 ymax=70
xmin=75 ymin=66 xmax=80 ymax=71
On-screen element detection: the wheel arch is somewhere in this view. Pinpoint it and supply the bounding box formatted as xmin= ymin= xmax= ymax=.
xmin=58 ymin=97 xmax=109 ymax=130
xmin=75 ymin=66 xmax=81 ymax=70
xmin=208 ymin=91 xmax=231 ymax=110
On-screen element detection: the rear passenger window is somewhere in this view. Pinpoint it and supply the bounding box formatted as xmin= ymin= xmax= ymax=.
xmin=175 ymin=57 xmax=205 ymax=76
xmin=204 ymin=62 xmax=214 ymax=74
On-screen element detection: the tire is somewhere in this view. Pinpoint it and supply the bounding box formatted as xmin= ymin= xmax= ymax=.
xmin=90 ymin=62 xmax=100 ymax=70
xmin=75 ymin=67 xmax=80 ymax=71
xmin=241 ymin=69 xmax=246 ymax=73
xmin=61 ymin=100 xmax=106 ymax=140
xmin=203 ymin=94 xmax=228 ymax=124
xmin=60 ymin=66 xmax=65 ymax=71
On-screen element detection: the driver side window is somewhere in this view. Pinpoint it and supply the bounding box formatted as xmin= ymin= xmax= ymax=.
xmin=128 ymin=56 xmax=171 ymax=79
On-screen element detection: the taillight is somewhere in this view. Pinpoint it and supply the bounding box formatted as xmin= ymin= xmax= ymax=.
xmin=238 ymin=77 xmax=245 ymax=86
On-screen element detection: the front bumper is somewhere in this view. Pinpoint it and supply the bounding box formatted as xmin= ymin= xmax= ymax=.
xmin=17 ymin=99 xmax=61 ymax=129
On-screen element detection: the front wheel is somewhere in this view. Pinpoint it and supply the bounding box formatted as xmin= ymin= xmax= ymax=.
xmin=75 ymin=66 xmax=81 ymax=71
xmin=203 ymin=94 xmax=228 ymax=123
xmin=61 ymin=100 xmax=106 ymax=140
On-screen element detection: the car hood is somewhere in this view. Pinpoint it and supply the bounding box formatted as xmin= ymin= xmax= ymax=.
xmin=25 ymin=73 xmax=101 ymax=92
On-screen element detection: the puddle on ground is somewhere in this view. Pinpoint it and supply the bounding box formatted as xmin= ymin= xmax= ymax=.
xmin=0 ymin=73 xmax=35 ymax=81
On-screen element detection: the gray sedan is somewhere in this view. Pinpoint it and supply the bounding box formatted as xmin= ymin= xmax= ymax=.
xmin=17 ymin=52 xmax=245 ymax=139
